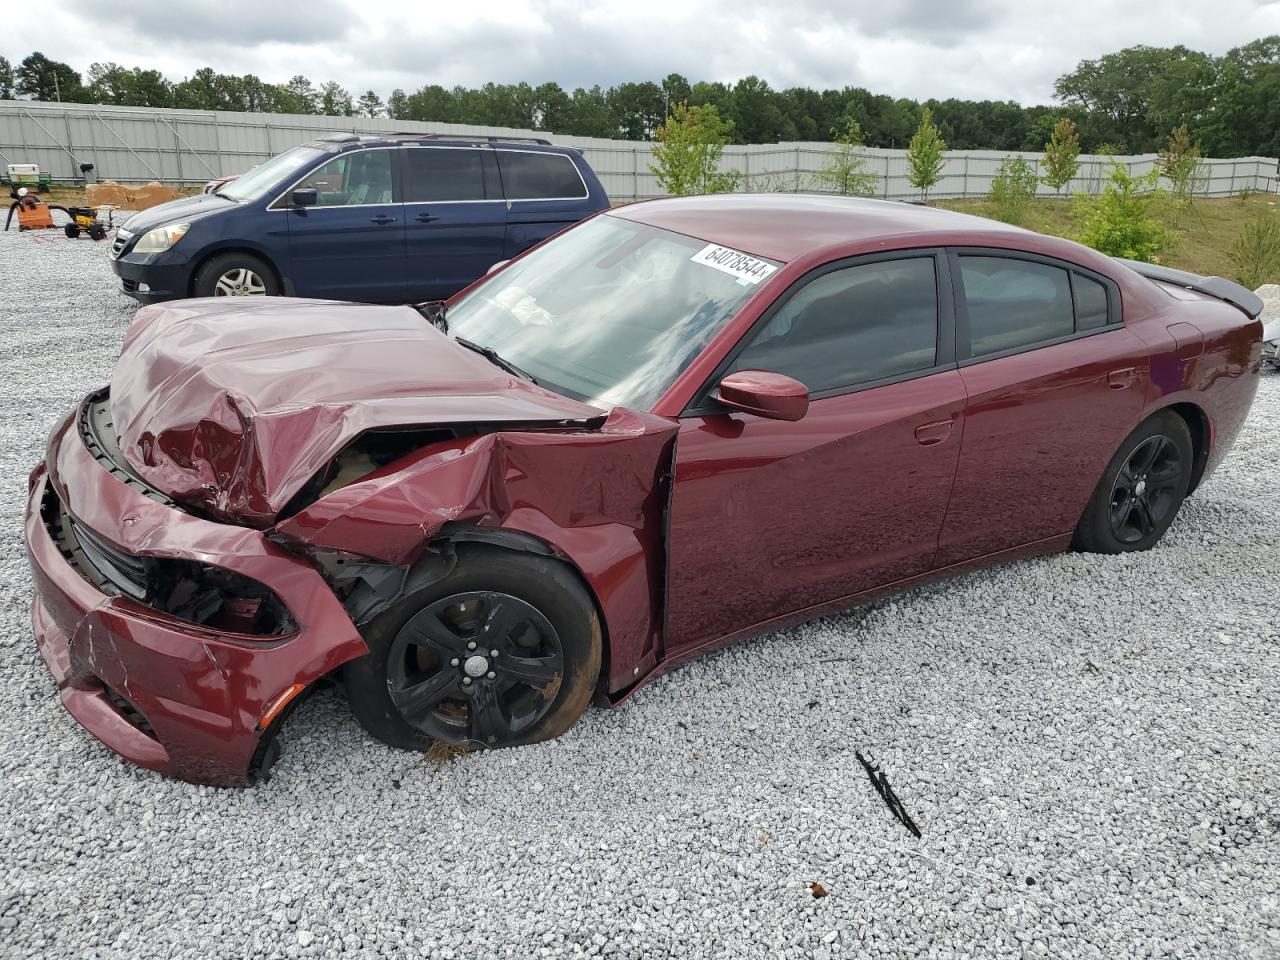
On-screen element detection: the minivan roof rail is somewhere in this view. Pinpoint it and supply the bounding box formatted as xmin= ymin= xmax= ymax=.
xmin=395 ymin=133 xmax=554 ymax=146
xmin=315 ymin=132 xmax=362 ymax=143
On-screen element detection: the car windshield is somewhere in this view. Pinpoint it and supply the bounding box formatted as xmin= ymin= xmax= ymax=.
xmin=219 ymin=146 xmax=326 ymax=202
xmin=445 ymin=216 xmax=779 ymax=410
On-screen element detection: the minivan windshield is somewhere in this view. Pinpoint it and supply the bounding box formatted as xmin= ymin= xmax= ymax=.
xmin=219 ymin=145 xmax=326 ymax=202
xmin=445 ymin=215 xmax=778 ymax=410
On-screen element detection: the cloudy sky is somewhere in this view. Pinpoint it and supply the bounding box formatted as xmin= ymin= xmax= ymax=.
xmin=9 ymin=0 xmax=1280 ymax=104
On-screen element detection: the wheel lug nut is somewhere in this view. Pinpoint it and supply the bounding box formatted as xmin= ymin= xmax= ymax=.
xmin=486 ymin=671 xmax=496 ymax=680
xmin=450 ymin=658 xmax=459 ymax=667
xmin=467 ymin=641 xmax=477 ymax=650
xmin=489 ymin=649 xmax=499 ymax=658
xmin=462 ymin=677 xmax=472 ymax=686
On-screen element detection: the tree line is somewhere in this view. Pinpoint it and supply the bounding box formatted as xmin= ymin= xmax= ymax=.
xmin=2 ymin=37 xmax=1279 ymax=157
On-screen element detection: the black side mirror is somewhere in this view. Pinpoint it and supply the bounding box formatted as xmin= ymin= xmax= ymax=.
xmin=291 ymin=187 xmax=318 ymax=207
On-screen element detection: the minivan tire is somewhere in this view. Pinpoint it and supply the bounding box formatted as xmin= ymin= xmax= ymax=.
xmin=192 ymin=252 xmax=280 ymax=298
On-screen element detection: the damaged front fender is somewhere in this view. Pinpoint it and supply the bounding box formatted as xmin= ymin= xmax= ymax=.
xmin=275 ymin=408 xmax=678 ymax=693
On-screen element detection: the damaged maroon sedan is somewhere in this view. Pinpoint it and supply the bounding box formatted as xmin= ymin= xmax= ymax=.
xmin=25 ymin=195 xmax=1265 ymax=785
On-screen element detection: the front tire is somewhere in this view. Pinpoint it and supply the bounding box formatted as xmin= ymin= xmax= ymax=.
xmin=192 ymin=252 xmax=279 ymax=298
xmin=344 ymin=546 xmax=601 ymax=753
xmin=1073 ymin=411 xmax=1194 ymax=553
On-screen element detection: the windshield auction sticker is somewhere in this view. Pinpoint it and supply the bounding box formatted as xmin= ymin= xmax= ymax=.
xmin=690 ymin=244 xmax=778 ymax=285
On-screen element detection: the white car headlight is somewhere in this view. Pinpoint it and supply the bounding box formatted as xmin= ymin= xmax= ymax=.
xmin=132 ymin=222 xmax=191 ymax=254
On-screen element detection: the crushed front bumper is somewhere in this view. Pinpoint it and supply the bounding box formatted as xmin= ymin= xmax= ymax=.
xmin=23 ymin=402 xmax=367 ymax=786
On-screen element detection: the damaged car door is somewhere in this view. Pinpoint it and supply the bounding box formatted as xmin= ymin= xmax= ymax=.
xmin=664 ymin=252 xmax=965 ymax=653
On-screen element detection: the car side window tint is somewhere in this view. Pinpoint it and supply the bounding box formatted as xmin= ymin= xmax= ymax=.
xmin=297 ymin=150 xmax=394 ymax=206
xmin=404 ymin=148 xmax=487 ymax=202
xmin=1072 ymin=273 xmax=1110 ymax=330
xmin=730 ymin=258 xmax=938 ymax=393
xmin=497 ymin=151 xmax=587 ymax=200
xmin=960 ymin=256 xmax=1073 ymax=357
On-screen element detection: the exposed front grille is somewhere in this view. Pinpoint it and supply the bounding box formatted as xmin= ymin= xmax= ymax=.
xmin=110 ymin=229 xmax=131 ymax=259
xmin=42 ymin=484 xmax=148 ymax=599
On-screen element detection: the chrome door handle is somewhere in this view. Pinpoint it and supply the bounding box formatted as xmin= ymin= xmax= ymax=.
xmin=369 ymin=215 xmax=397 ymax=225
xmin=414 ymin=213 xmax=440 ymax=224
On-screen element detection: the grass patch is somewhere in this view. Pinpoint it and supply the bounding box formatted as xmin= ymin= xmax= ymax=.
xmin=939 ymin=193 xmax=1280 ymax=285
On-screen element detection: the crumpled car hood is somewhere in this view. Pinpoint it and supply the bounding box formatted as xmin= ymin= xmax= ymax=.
xmin=110 ymin=298 xmax=603 ymax=526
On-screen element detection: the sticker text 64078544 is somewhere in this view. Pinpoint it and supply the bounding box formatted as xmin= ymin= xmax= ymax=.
xmin=690 ymin=244 xmax=778 ymax=285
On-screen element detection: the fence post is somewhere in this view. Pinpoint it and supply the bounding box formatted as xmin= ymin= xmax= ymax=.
xmin=744 ymin=149 xmax=750 ymax=193
xmin=63 ymin=110 xmax=77 ymax=181
xmin=883 ymin=153 xmax=890 ymax=198
xmin=962 ymin=155 xmax=969 ymax=196
xmin=794 ymin=145 xmax=800 ymax=192
xmin=1231 ymin=160 xmax=1239 ymax=196
xmin=633 ymin=145 xmax=639 ymax=200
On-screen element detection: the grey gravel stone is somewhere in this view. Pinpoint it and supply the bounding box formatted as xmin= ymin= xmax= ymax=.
xmin=1 ymin=230 xmax=1278 ymax=959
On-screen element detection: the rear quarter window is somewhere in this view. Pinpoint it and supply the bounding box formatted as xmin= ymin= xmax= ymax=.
xmin=497 ymin=151 xmax=588 ymax=200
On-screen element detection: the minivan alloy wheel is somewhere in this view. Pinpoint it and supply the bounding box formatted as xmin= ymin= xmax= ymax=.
xmin=213 ymin=267 xmax=268 ymax=296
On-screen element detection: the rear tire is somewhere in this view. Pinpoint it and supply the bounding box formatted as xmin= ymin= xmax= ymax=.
xmin=1073 ymin=411 xmax=1194 ymax=553
xmin=192 ymin=252 xmax=279 ymax=298
xmin=345 ymin=546 xmax=601 ymax=753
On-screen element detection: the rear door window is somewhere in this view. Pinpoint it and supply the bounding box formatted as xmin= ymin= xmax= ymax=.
xmin=496 ymin=151 xmax=587 ymax=200
xmin=295 ymin=149 xmax=395 ymax=206
xmin=403 ymin=147 xmax=489 ymax=202
xmin=730 ymin=257 xmax=939 ymax=393
xmin=959 ymin=256 xmax=1074 ymax=357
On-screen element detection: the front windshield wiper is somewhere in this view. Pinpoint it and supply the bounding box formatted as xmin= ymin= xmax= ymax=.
xmin=454 ymin=336 xmax=538 ymax=384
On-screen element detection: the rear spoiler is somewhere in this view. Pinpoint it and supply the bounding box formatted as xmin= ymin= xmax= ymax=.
xmin=1117 ymin=258 xmax=1264 ymax=319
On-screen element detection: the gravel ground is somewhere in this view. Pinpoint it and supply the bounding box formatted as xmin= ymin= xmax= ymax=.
xmin=1 ymin=228 xmax=1278 ymax=960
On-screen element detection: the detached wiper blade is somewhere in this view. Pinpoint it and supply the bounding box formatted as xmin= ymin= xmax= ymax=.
xmin=454 ymin=336 xmax=537 ymax=384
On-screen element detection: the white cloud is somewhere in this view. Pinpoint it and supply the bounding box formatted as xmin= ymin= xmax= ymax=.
xmin=8 ymin=0 xmax=1280 ymax=104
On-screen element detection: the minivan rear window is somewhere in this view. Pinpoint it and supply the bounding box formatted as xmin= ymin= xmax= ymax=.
xmin=497 ymin=151 xmax=587 ymax=200
xmin=404 ymin=148 xmax=488 ymax=202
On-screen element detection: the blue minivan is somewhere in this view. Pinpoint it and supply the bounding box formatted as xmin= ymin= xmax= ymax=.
xmin=109 ymin=133 xmax=611 ymax=304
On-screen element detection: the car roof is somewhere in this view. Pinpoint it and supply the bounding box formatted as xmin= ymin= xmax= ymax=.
xmin=309 ymin=133 xmax=576 ymax=155
xmin=608 ymin=193 xmax=1040 ymax=264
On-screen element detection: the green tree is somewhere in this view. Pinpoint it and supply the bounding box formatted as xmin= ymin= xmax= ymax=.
xmin=649 ymin=102 xmax=739 ymax=196
xmin=906 ymin=105 xmax=947 ymax=201
xmin=0 ymin=56 xmax=13 ymax=99
xmin=1074 ymin=163 xmax=1171 ymax=261
xmin=319 ymin=81 xmax=354 ymax=117
xmin=532 ymin=82 xmax=572 ymax=131
xmin=278 ymin=75 xmax=319 ymax=114
xmin=989 ymin=156 xmax=1039 ymax=224
xmin=16 ymin=52 xmax=84 ymax=101
xmin=564 ymin=86 xmax=616 ymax=137
xmin=386 ymin=89 xmax=410 ymax=120
xmin=1158 ymin=125 xmax=1203 ymax=205
xmin=814 ymin=118 xmax=879 ymax=197
xmin=660 ymin=73 xmax=691 ymax=117
xmin=1041 ymin=117 xmax=1080 ymax=194
xmin=610 ymin=81 xmax=664 ymax=139
xmin=357 ymin=90 xmax=385 ymax=119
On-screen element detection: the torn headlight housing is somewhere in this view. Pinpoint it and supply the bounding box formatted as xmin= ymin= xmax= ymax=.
xmin=144 ymin=559 xmax=296 ymax=636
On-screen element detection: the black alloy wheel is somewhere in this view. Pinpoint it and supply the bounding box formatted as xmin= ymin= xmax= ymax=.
xmin=1108 ymin=435 xmax=1185 ymax=544
xmin=385 ymin=591 xmax=564 ymax=747
xmin=1073 ymin=410 xmax=1194 ymax=554
xmin=344 ymin=545 xmax=601 ymax=754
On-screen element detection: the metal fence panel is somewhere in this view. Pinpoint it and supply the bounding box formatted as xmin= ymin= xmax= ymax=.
xmin=1 ymin=99 xmax=1275 ymax=201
